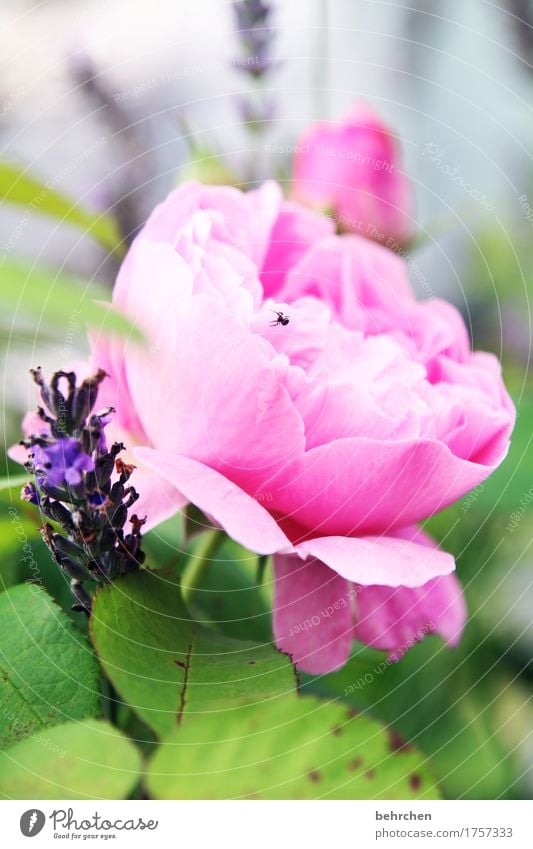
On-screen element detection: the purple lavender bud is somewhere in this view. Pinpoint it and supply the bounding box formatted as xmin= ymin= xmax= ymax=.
xmin=21 ymin=482 xmax=40 ymax=505
xmin=23 ymin=367 xmax=148 ymax=611
xmin=50 ymin=370 xmax=76 ymax=428
xmin=32 ymin=439 xmax=93 ymax=488
xmin=96 ymin=412 xmax=113 ymax=453
xmin=72 ymin=370 xmax=107 ymax=429
xmin=71 ymin=579 xmax=92 ymax=614
xmin=235 ymin=94 xmax=276 ymax=129
xmin=88 ymin=491 xmax=107 ymax=507
xmin=232 ymin=0 xmax=277 ymax=79
xmin=30 ymin=367 xmax=52 ymax=411
xmin=41 ymin=497 xmax=74 ymax=529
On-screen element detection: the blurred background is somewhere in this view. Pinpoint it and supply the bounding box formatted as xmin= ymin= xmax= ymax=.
xmin=1 ymin=0 xmax=532 ymax=799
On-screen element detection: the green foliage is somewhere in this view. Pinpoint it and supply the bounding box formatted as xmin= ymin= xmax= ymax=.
xmin=0 ymin=259 xmax=142 ymax=347
xmin=0 ymin=475 xmax=30 ymax=493
xmin=0 ymin=498 xmax=87 ymax=614
xmin=178 ymin=137 xmax=238 ymax=187
xmin=90 ymin=570 xmax=296 ymax=739
xmin=0 ymin=583 xmax=100 ymax=748
xmin=0 ymin=719 xmax=141 ymax=799
xmin=305 ymin=634 xmax=517 ymax=799
xmin=0 ymin=159 xmax=124 ymax=256
xmin=142 ymin=514 xmax=186 ymax=573
xmin=92 ymin=570 xmax=440 ymax=800
xmin=147 ymin=695 xmax=440 ymax=800
xmin=0 ymin=508 xmax=37 ymax=591
xmin=182 ymin=537 xmax=273 ymax=642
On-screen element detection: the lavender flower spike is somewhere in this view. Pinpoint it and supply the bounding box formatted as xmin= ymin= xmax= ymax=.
xmin=20 ymin=367 xmax=147 ymax=613
xmin=232 ymin=0 xmax=278 ymax=78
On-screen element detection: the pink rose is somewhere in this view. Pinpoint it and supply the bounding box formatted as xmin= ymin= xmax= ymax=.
xmin=16 ymin=180 xmax=514 ymax=675
xmin=95 ymin=179 xmax=513 ymax=673
xmin=292 ymin=103 xmax=413 ymax=247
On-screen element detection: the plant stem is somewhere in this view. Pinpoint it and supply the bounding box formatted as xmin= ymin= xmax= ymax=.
xmin=181 ymin=530 xmax=226 ymax=602
xmin=256 ymin=554 xmax=269 ymax=584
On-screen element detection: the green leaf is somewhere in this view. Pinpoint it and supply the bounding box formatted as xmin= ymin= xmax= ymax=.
xmin=0 ymin=258 xmax=143 ymax=343
xmin=0 ymin=474 xmax=29 ymax=493
xmin=0 ymin=583 xmax=100 ymax=747
xmin=182 ymin=537 xmax=272 ymax=642
xmin=146 ymin=695 xmax=440 ymax=800
xmin=0 ymin=498 xmax=83 ymax=610
xmin=0 ymin=719 xmax=141 ymax=799
xmin=142 ymin=513 xmax=186 ymax=573
xmin=0 ymin=159 xmax=124 ymax=257
xmin=90 ymin=570 xmax=296 ymax=739
xmin=306 ymin=638 xmax=516 ymax=799
xmin=179 ymin=152 xmax=238 ymax=187
xmin=0 ymin=509 xmax=37 ymax=591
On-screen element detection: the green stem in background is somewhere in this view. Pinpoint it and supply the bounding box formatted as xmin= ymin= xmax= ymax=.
xmin=408 ymin=201 xmax=482 ymax=253
xmin=181 ymin=530 xmax=227 ymax=604
xmin=256 ymin=554 xmax=269 ymax=585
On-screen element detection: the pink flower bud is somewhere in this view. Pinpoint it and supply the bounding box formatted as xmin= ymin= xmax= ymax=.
xmin=292 ymin=103 xmax=413 ymax=247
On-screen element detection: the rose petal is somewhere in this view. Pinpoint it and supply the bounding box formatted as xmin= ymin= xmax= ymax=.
xmin=260 ymin=200 xmax=335 ymax=300
xmin=134 ymin=450 xmax=292 ymax=555
xmin=273 ymin=554 xmax=353 ymax=674
xmin=259 ymin=435 xmax=511 ymax=536
xmin=295 ymin=532 xmax=455 ymax=587
xmin=353 ymin=573 xmax=467 ymax=654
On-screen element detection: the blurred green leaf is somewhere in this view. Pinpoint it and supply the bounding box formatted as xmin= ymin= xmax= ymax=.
xmin=147 ymin=695 xmax=440 ymax=800
xmin=0 ymin=583 xmax=100 ymax=748
xmin=491 ymin=674 xmax=533 ymax=798
xmin=0 ymin=719 xmax=141 ymax=800
xmin=0 ymin=159 xmax=124 ymax=257
xmin=0 ymin=508 xmax=37 ymax=591
xmin=0 ymin=258 xmax=143 ymax=343
xmin=179 ymin=151 xmax=238 ymax=187
xmin=0 ymin=497 xmax=89 ymax=615
xmin=0 ymin=475 xmax=29 ymax=493
xmin=182 ymin=537 xmax=272 ymax=642
xmin=142 ymin=513 xmax=186 ymax=574
xmin=90 ymin=570 xmax=295 ymax=739
xmin=305 ymin=634 xmax=517 ymax=799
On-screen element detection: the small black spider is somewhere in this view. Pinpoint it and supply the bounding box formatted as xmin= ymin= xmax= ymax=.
xmin=270 ymin=310 xmax=290 ymax=327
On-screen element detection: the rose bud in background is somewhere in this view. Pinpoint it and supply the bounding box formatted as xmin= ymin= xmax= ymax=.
xmin=292 ymin=103 xmax=413 ymax=248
